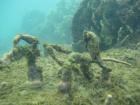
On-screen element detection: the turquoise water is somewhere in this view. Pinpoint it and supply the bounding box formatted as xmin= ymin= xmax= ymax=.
xmin=0 ymin=0 xmax=59 ymax=56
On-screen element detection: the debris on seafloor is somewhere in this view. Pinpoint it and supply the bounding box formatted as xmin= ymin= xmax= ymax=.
xmin=104 ymin=94 xmax=113 ymax=105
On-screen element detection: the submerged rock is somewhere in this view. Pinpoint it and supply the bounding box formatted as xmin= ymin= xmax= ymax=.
xmin=58 ymin=81 xmax=71 ymax=94
xmin=27 ymin=65 xmax=43 ymax=82
xmin=72 ymin=0 xmax=140 ymax=51
xmin=104 ymin=94 xmax=113 ymax=105
xmin=25 ymin=80 xmax=43 ymax=89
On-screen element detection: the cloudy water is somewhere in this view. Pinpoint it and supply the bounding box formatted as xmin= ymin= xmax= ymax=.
xmin=0 ymin=0 xmax=60 ymax=56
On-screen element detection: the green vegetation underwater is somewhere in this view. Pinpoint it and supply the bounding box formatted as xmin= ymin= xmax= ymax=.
xmin=0 ymin=0 xmax=140 ymax=105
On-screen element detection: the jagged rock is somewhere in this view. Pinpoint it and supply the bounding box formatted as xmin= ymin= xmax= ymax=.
xmin=72 ymin=0 xmax=140 ymax=51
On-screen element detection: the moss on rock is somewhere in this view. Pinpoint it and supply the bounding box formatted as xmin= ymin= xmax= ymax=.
xmin=0 ymin=48 xmax=139 ymax=105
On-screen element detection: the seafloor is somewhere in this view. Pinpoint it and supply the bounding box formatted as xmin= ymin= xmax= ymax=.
xmin=0 ymin=48 xmax=140 ymax=105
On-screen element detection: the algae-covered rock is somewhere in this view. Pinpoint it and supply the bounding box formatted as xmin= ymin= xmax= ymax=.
xmin=72 ymin=0 xmax=140 ymax=51
xmin=0 ymin=48 xmax=140 ymax=105
xmin=58 ymin=81 xmax=71 ymax=94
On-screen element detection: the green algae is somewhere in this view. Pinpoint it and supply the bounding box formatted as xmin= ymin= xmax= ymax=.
xmin=0 ymin=48 xmax=140 ymax=105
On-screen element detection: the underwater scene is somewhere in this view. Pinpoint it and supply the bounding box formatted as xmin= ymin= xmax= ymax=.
xmin=0 ymin=0 xmax=140 ymax=105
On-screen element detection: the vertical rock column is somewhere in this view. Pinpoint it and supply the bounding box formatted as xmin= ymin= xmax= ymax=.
xmin=26 ymin=49 xmax=43 ymax=82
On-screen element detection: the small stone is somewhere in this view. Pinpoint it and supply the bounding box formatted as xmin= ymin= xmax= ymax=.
xmin=58 ymin=81 xmax=71 ymax=94
xmin=25 ymin=80 xmax=43 ymax=89
xmin=30 ymin=80 xmax=43 ymax=89
xmin=104 ymin=94 xmax=113 ymax=105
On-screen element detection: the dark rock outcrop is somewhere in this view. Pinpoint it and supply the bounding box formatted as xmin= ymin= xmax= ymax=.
xmin=72 ymin=0 xmax=140 ymax=51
